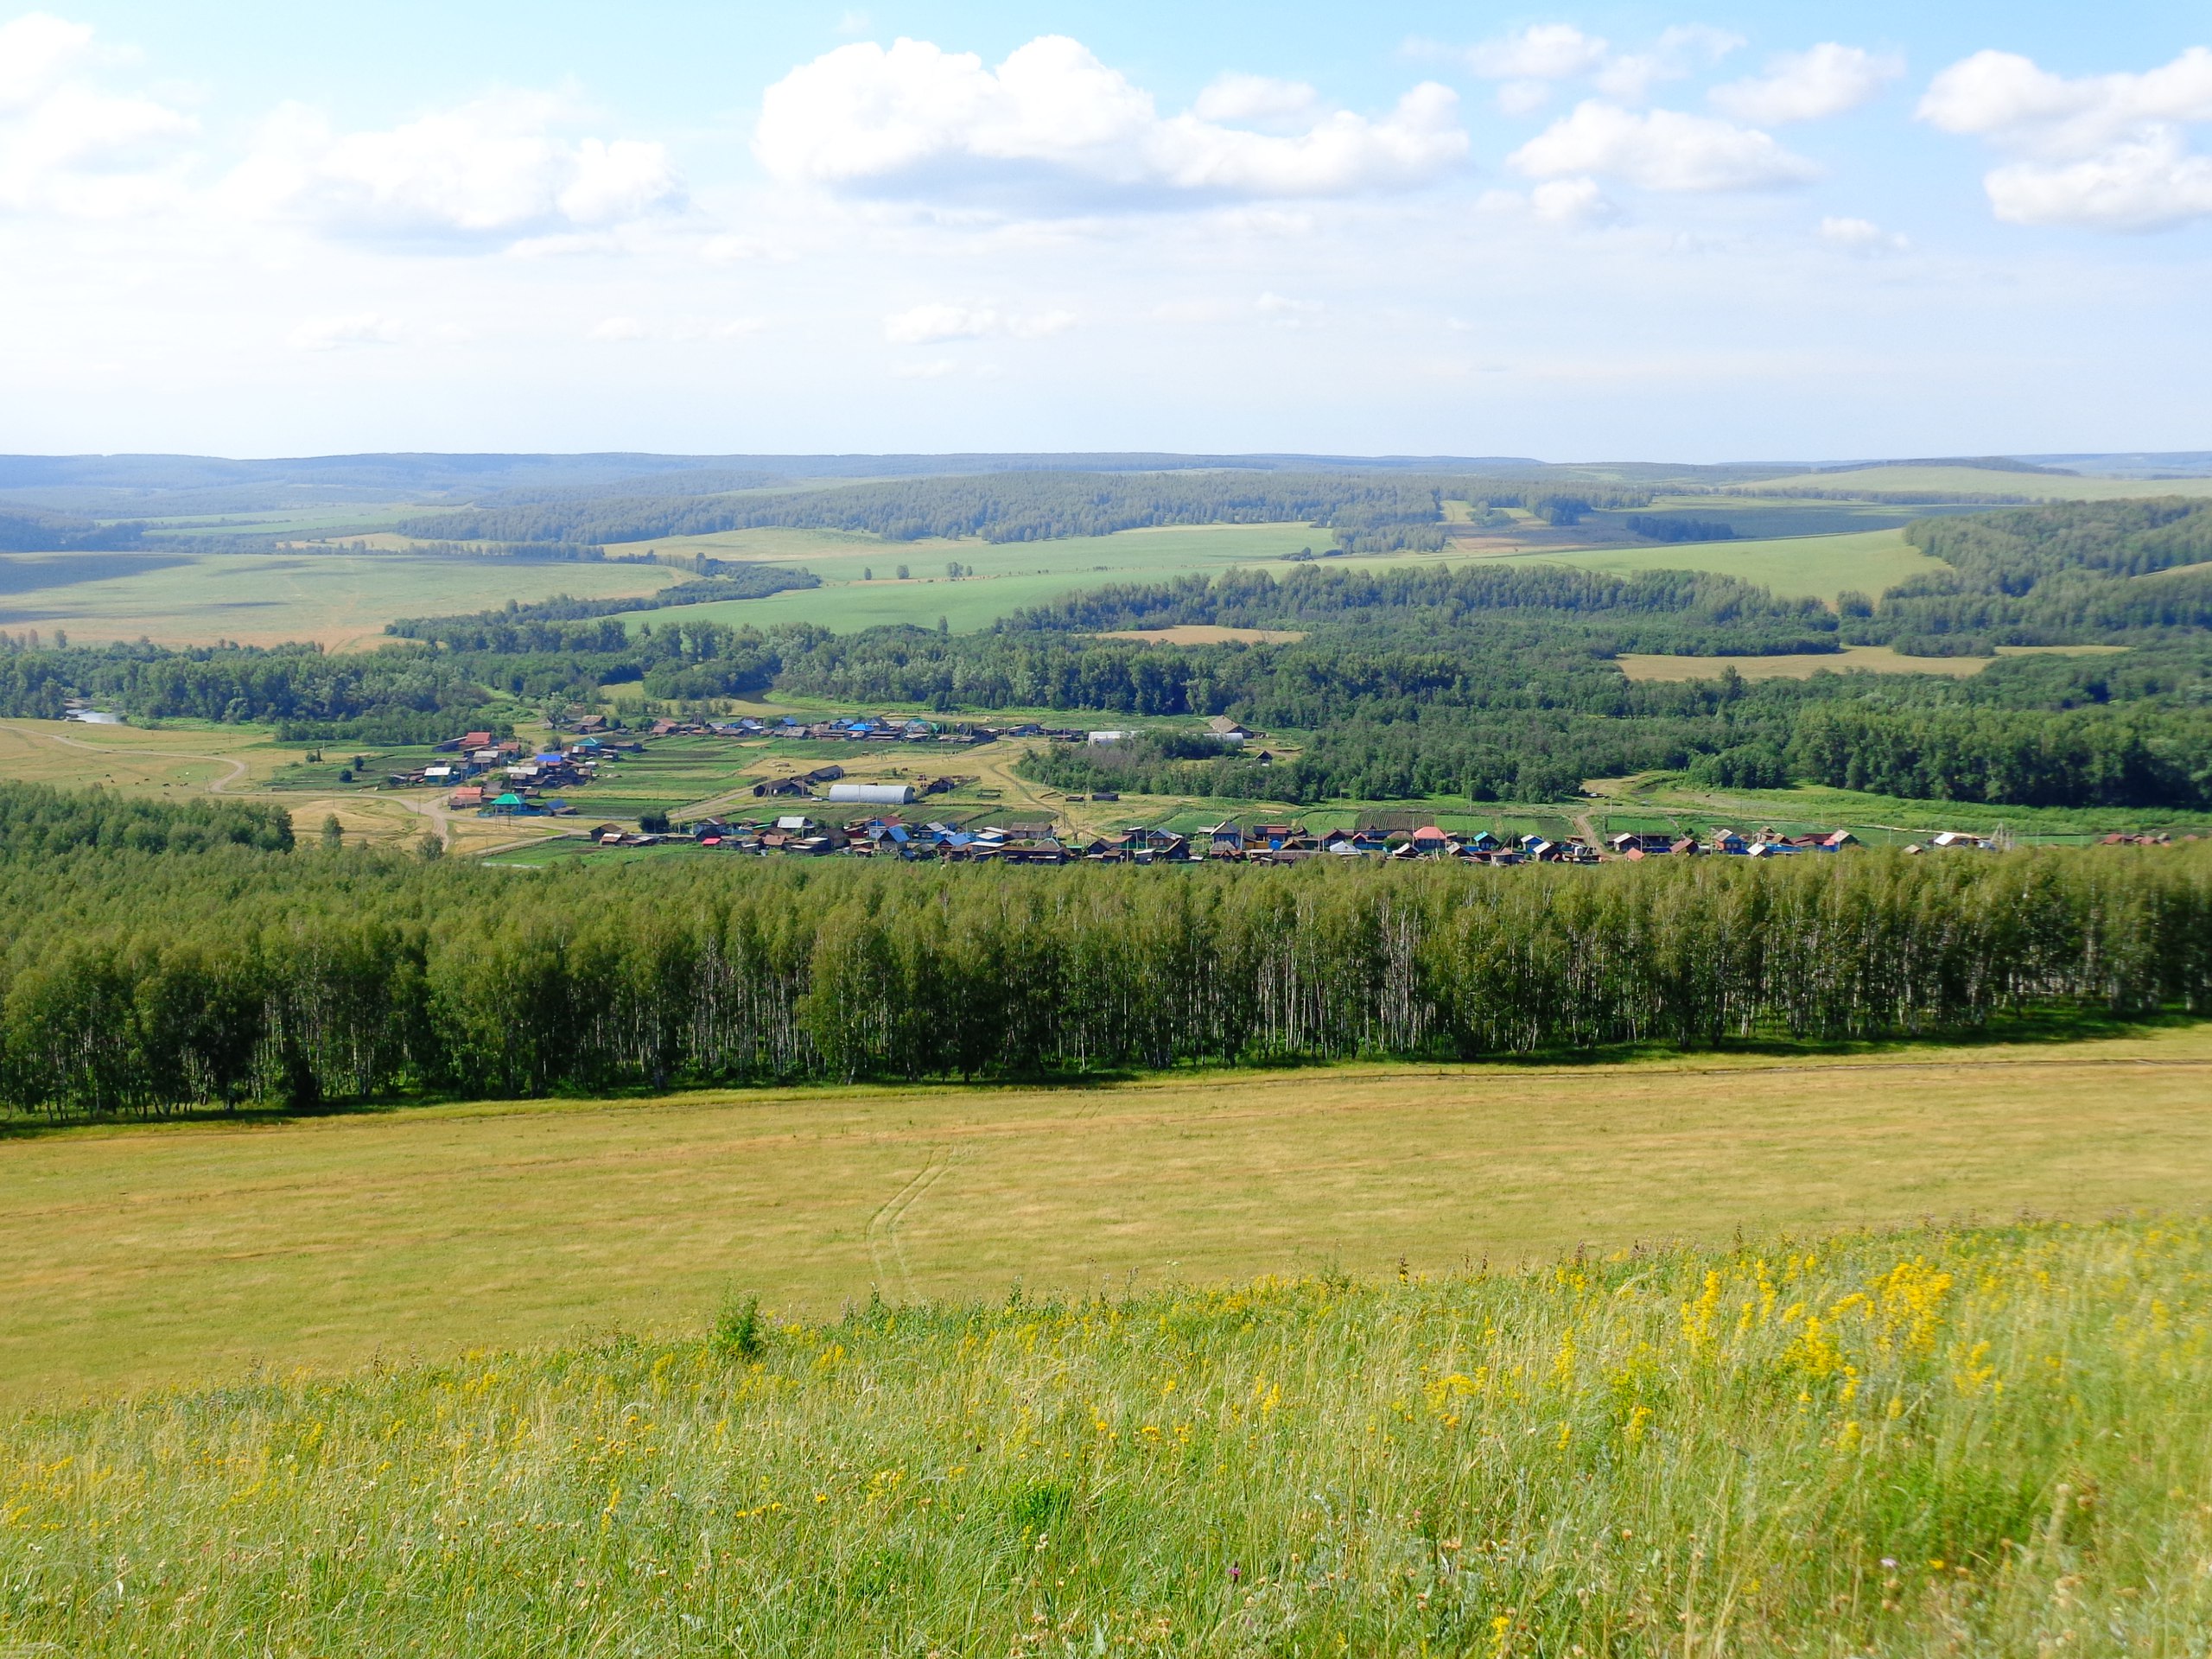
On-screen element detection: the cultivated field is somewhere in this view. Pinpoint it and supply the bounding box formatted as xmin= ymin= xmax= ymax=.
xmin=4 ymin=1023 xmax=2209 ymax=1404
xmin=0 ymin=551 xmax=677 ymax=650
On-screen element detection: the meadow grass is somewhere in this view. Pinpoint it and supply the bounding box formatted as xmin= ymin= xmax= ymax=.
xmin=4 ymin=1027 xmax=2211 ymax=1406
xmin=3 ymin=1214 xmax=2210 ymax=1654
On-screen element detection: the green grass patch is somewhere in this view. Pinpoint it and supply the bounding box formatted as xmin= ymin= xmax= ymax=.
xmin=607 ymin=523 xmax=1334 ymax=635
xmin=1611 ymin=774 xmax=2212 ymax=842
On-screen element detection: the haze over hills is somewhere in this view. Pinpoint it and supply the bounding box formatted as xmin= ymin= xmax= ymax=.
xmin=2 ymin=450 xmax=2208 ymax=517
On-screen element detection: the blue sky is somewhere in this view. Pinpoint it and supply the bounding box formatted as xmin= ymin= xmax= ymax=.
xmin=3 ymin=2 xmax=2208 ymax=460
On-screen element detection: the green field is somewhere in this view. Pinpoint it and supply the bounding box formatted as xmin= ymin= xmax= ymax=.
xmin=0 ymin=551 xmax=677 ymax=650
xmin=1591 ymin=772 xmax=2212 ymax=842
xmin=1522 ymin=527 xmax=1950 ymax=603
xmin=608 ymin=524 xmax=1334 ymax=634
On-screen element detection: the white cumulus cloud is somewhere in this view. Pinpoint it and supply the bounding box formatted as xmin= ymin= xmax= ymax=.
xmin=1456 ymin=22 xmax=1741 ymax=113
xmin=1985 ymin=133 xmax=2212 ymax=232
xmin=1592 ymin=25 xmax=1745 ymax=105
xmin=226 ymin=90 xmax=679 ymax=243
xmin=289 ymin=313 xmax=403 ymax=351
xmin=1817 ymin=215 xmax=1909 ymax=253
xmin=1531 ymin=176 xmax=1616 ymax=224
xmin=0 ymin=11 xmax=194 ymax=216
xmin=1510 ymin=101 xmax=1817 ymax=192
xmin=1190 ymin=73 xmax=1324 ymax=130
xmin=588 ymin=315 xmax=647 ymax=341
xmin=1920 ymin=46 xmax=2212 ymax=230
xmin=1711 ymin=44 xmax=1904 ymax=124
xmin=754 ymin=35 xmax=1466 ymax=210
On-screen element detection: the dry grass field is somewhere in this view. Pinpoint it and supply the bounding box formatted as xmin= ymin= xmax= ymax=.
xmin=0 ymin=714 xmax=295 ymax=791
xmin=1617 ymin=645 xmax=1994 ymax=682
xmin=5 ymin=1022 xmax=2209 ymax=1405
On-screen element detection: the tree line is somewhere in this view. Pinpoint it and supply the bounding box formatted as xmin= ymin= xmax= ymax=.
xmin=1847 ymin=499 xmax=2212 ymax=653
xmin=0 ymin=779 xmax=292 ymax=856
xmin=3 ymin=831 xmax=2205 ymax=1119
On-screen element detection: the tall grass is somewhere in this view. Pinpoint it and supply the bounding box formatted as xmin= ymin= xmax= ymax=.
xmin=5 ymin=1218 xmax=2211 ymax=1654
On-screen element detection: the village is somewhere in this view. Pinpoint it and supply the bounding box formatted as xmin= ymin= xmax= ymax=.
xmin=365 ymin=712 xmax=2036 ymax=864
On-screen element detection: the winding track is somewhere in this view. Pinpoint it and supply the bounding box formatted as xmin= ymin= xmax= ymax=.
xmin=47 ymin=731 xmax=251 ymax=793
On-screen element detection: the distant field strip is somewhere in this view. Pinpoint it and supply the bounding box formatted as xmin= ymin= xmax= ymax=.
xmin=5 ymin=1024 xmax=2210 ymax=1402
xmin=606 ymin=523 xmax=1333 ymax=634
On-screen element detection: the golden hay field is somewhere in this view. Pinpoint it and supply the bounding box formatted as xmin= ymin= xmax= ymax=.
xmin=5 ymin=1023 xmax=2209 ymax=1405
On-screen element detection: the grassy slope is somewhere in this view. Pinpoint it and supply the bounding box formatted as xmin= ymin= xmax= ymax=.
xmin=0 ymin=553 xmax=677 ymax=650
xmin=5 ymin=1024 xmax=2211 ymax=1404
xmin=4 ymin=1215 xmax=2210 ymax=1654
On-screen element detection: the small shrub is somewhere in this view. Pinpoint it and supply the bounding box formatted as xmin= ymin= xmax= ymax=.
xmin=711 ymin=1293 xmax=767 ymax=1359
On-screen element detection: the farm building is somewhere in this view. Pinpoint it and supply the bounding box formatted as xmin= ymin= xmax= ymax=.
xmin=829 ymin=782 xmax=918 ymax=805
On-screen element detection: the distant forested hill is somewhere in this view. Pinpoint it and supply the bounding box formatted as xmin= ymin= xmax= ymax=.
xmin=395 ymin=471 xmax=1654 ymax=553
